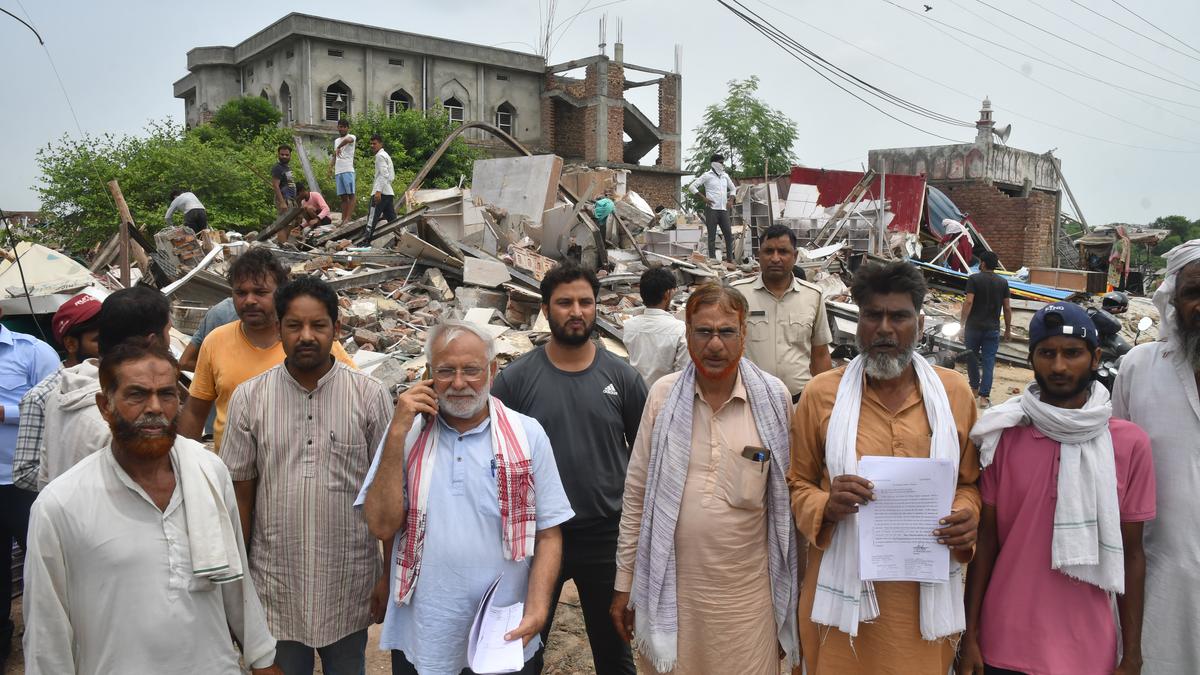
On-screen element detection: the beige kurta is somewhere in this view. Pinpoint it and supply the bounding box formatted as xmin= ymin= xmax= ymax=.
xmin=617 ymin=371 xmax=780 ymax=675
xmin=787 ymin=365 xmax=981 ymax=675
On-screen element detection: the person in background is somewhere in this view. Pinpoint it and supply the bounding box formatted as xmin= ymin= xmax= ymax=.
xmin=13 ymin=292 xmax=102 ymax=493
xmin=177 ymin=248 xmax=354 ymax=452
xmin=297 ymin=186 xmax=332 ymax=230
xmin=165 ymin=189 xmax=208 ymax=232
xmin=735 ymin=224 xmax=832 ymax=404
xmin=0 ymin=310 xmax=58 ymax=666
xmin=330 ymin=119 xmax=357 ymax=226
xmin=941 ymin=219 xmax=975 ymax=273
xmin=686 ymin=152 xmax=737 ymax=262
xmin=613 ymin=282 xmax=799 ymax=674
xmin=38 ymin=286 xmax=174 ymax=488
xmin=622 ymin=266 xmax=687 ymax=387
xmin=365 ymin=134 xmax=395 ymax=242
xmin=22 ymin=340 xmax=282 ymax=675
xmin=1113 ymin=239 xmax=1200 ymax=674
xmin=788 ymin=261 xmax=980 ymax=675
xmin=593 ymin=190 xmax=615 ymax=227
xmin=962 ymin=303 xmax=1153 ymax=675
xmin=222 ymin=277 xmax=391 ymax=675
xmin=960 ymin=250 xmax=1012 ymax=409
xmin=359 ymin=320 xmax=573 ymax=675
xmin=492 ymin=263 xmax=645 ymax=675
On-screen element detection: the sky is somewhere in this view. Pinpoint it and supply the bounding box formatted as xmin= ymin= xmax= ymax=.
xmin=3 ymin=0 xmax=1200 ymax=226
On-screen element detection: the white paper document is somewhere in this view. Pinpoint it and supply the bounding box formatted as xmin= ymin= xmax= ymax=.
xmin=857 ymin=456 xmax=956 ymax=582
xmin=467 ymin=575 xmax=526 ymax=674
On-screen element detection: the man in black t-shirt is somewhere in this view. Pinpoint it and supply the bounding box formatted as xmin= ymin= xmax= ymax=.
xmin=959 ymin=250 xmax=1011 ymax=408
xmin=271 ymin=144 xmax=297 ymax=212
xmin=492 ymin=262 xmax=644 ymax=675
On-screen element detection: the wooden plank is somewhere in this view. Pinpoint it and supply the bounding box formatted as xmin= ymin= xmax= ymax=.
xmin=252 ymin=204 xmax=303 ymax=243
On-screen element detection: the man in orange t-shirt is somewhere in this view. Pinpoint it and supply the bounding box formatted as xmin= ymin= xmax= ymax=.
xmin=177 ymin=248 xmax=353 ymax=450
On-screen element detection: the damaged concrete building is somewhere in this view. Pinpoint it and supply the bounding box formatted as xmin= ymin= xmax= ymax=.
xmin=868 ymin=100 xmax=1063 ymax=270
xmin=172 ymin=13 xmax=685 ymax=209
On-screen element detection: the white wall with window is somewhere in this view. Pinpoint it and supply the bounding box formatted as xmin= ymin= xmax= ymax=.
xmin=495 ymin=101 xmax=515 ymax=135
xmin=324 ymin=80 xmax=350 ymax=122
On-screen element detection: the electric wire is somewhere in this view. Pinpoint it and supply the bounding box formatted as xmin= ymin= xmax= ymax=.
xmin=753 ymin=0 xmax=1200 ymax=153
xmin=1107 ymin=0 xmax=1200 ymax=59
xmin=883 ymin=0 xmax=1200 ymax=111
xmin=0 ymin=208 xmax=52 ymax=344
xmin=1066 ymin=0 xmax=1200 ymax=65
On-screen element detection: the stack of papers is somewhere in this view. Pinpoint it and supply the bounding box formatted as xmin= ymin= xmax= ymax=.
xmin=467 ymin=575 xmax=526 ymax=674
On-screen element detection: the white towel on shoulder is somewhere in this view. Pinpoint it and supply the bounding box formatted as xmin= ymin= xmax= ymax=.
xmin=175 ymin=438 xmax=244 ymax=584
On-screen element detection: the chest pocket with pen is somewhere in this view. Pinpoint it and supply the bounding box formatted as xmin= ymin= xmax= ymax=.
xmin=717 ymin=446 xmax=770 ymax=510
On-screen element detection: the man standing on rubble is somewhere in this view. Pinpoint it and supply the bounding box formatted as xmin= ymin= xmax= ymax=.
xmin=222 ymin=277 xmax=391 ymax=675
xmin=23 ymin=340 xmax=282 ymax=674
xmin=365 ymin=134 xmax=396 ymax=242
xmin=359 ymin=320 xmax=574 ymax=675
xmin=177 ymin=248 xmax=354 ymax=452
xmin=165 ymin=189 xmax=208 ymax=232
xmin=272 ymin=144 xmax=299 ymax=244
xmin=687 ymin=152 xmax=737 ymax=262
xmin=612 ymin=282 xmax=800 ymax=674
xmin=331 ymin=119 xmax=357 ymax=226
xmin=0 ymin=309 xmax=58 ymax=665
xmin=788 ymin=261 xmax=980 ymax=675
xmin=735 ymin=224 xmax=832 ymax=403
xmin=39 ymin=286 xmax=174 ymax=488
xmin=492 ymin=262 xmax=646 ymax=675
xmin=1113 ymin=239 xmax=1200 ymax=674
xmin=622 ymin=266 xmax=687 ymax=387
xmin=960 ymin=250 xmax=1011 ymax=409
xmin=13 ymin=292 xmax=102 ymax=493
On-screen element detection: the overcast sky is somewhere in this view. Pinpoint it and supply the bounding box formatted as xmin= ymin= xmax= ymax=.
xmin=3 ymin=0 xmax=1199 ymax=225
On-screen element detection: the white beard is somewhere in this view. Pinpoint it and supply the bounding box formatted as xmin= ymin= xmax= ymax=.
xmin=439 ymin=380 xmax=491 ymax=419
xmin=856 ymin=334 xmax=918 ymax=381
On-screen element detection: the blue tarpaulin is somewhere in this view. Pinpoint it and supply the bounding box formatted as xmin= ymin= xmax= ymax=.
xmin=925 ymin=186 xmax=966 ymax=237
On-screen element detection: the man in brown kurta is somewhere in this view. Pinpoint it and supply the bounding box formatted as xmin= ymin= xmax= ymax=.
xmin=788 ymin=261 xmax=981 ymax=675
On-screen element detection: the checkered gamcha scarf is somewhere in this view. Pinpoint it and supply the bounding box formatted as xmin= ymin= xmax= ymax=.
xmin=394 ymin=397 xmax=536 ymax=605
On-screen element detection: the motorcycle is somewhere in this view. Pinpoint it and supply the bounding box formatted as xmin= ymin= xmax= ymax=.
xmin=920 ymin=320 xmax=971 ymax=369
xmin=1088 ymin=305 xmax=1153 ymax=390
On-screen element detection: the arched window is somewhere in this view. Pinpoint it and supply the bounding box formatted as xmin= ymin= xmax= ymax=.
xmin=388 ymin=89 xmax=413 ymax=115
xmin=443 ymin=97 xmax=464 ymax=125
xmin=324 ymin=81 xmax=351 ymax=122
xmin=280 ymin=82 xmax=293 ymax=125
xmin=495 ymin=101 xmax=516 ymax=135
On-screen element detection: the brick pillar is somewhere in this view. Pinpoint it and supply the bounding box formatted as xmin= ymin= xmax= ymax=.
xmin=541 ymin=73 xmax=557 ymax=150
xmin=658 ymin=73 xmax=681 ymax=169
xmin=607 ymin=62 xmax=625 ymax=163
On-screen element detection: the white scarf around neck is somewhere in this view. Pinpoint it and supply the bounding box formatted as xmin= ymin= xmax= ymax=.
xmin=811 ymin=354 xmax=965 ymax=640
xmin=970 ymin=381 xmax=1124 ymax=592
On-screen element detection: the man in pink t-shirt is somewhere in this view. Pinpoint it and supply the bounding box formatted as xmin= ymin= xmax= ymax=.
xmin=297 ymin=186 xmax=331 ymax=228
xmin=961 ymin=303 xmax=1155 ymax=675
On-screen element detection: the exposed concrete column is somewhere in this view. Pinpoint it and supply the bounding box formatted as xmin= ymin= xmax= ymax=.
xmin=363 ymin=46 xmax=372 ymax=116
xmin=594 ymin=58 xmax=610 ymax=163
xmin=303 ymin=38 xmax=313 ymax=124
xmin=476 ymin=63 xmax=486 ymax=142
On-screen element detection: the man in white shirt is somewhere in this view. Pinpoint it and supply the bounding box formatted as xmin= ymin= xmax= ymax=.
xmin=23 ymin=339 xmax=281 ymax=674
xmin=330 ymin=120 xmax=357 ymax=226
xmin=365 ymin=134 xmax=395 ymax=242
xmin=622 ymin=266 xmax=687 ymax=386
xmin=686 ymin=152 xmax=737 ymax=262
xmin=165 ymin=189 xmax=207 ymax=232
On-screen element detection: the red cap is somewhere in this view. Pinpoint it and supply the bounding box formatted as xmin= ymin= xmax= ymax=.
xmin=52 ymin=292 xmax=102 ymax=344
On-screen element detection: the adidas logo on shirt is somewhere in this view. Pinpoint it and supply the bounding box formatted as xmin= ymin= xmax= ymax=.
xmin=602 ymin=383 xmax=619 ymax=397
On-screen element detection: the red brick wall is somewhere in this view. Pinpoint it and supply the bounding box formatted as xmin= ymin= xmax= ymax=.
xmin=607 ymin=63 xmax=625 ymax=163
xmin=658 ymin=74 xmax=680 ymax=169
xmin=933 ymin=180 xmax=1057 ymax=270
xmin=627 ymin=171 xmax=680 ymax=212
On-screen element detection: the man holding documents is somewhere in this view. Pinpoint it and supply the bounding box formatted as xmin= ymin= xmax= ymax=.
xmin=612 ymin=282 xmax=800 ymax=674
xmin=962 ymin=303 xmax=1155 ymax=675
xmin=788 ymin=261 xmax=980 ymax=675
xmin=358 ymin=320 xmax=573 ymax=675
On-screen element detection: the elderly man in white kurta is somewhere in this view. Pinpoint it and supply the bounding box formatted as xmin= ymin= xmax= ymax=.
xmin=1113 ymin=239 xmax=1200 ymax=674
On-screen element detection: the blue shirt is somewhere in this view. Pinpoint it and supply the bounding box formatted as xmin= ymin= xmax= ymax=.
xmin=0 ymin=326 xmax=60 ymax=483
xmin=355 ymin=409 xmax=573 ymax=675
xmin=189 ymin=298 xmax=238 ymax=348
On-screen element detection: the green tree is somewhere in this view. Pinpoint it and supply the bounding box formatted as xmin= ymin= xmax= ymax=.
xmin=685 ymin=76 xmax=800 ymax=179
xmin=211 ymin=96 xmax=283 ymax=142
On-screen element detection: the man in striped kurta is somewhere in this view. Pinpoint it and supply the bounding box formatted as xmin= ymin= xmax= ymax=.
xmin=222 ymin=277 xmax=393 ymax=675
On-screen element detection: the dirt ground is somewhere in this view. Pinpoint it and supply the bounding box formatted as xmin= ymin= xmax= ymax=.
xmin=3 ymin=365 xmax=1031 ymax=674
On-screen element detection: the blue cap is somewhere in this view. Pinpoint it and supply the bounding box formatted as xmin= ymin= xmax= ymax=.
xmin=1028 ymin=302 xmax=1099 ymax=351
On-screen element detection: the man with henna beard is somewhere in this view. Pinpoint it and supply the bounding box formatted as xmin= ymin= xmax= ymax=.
xmin=22 ymin=340 xmax=281 ymax=674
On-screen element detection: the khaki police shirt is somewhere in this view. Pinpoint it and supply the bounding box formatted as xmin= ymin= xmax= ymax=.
xmin=734 ymin=275 xmax=832 ymax=397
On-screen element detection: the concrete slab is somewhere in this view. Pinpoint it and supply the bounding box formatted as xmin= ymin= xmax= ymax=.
xmin=471 ymin=155 xmax=563 ymax=226
xmin=463 ymin=258 xmax=512 ymax=288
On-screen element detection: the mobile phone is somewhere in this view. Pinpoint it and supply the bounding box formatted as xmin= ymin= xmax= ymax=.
xmin=741 ymin=446 xmax=770 ymax=462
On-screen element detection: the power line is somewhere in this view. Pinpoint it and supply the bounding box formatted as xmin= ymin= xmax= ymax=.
xmin=875 ymin=1 xmax=1200 ymax=153
xmin=1107 ymin=0 xmax=1200 ymax=59
xmin=1067 ymin=0 xmax=1200 ymax=65
xmin=971 ymin=0 xmax=1200 ymax=95
xmin=720 ymin=0 xmax=975 ymax=133
xmin=1020 ymin=0 xmax=1200 ymax=90
xmin=883 ymin=0 xmax=1200 ymax=111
